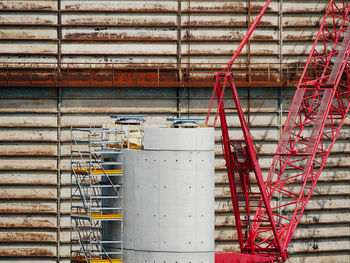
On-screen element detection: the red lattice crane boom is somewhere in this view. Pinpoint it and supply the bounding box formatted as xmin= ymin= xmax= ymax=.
xmin=208 ymin=1 xmax=350 ymax=262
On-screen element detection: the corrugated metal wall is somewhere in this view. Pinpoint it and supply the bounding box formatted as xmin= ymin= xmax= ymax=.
xmin=0 ymin=0 xmax=332 ymax=87
xmin=0 ymin=1 xmax=349 ymax=263
xmin=0 ymin=86 xmax=349 ymax=262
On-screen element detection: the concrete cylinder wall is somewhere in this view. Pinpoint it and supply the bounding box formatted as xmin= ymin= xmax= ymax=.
xmin=123 ymin=127 xmax=215 ymax=263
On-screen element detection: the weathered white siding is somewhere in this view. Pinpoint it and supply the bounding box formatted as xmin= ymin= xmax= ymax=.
xmin=0 ymin=85 xmax=349 ymax=263
xmin=0 ymin=0 xmax=332 ymax=87
xmin=0 ymin=0 xmax=349 ymax=262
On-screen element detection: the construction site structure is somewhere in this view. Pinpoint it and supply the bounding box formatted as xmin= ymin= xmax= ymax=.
xmin=70 ymin=125 xmax=124 ymax=263
xmin=123 ymin=126 xmax=215 ymax=262
xmin=207 ymin=0 xmax=350 ymax=262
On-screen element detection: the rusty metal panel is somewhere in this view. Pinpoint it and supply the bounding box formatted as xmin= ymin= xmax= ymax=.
xmin=0 ymin=216 xmax=57 ymax=229
xmin=0 ymin=128 xmax=57 ymax=142
xmin=0 ymin=143 xmax=57 ymax=156
xmin=61 ymin=98 xmax=178 ymax=113
xmin=0 ymin=186 xmax=56 ymax=199
xmin=0 ymin=201 xmax=57 ymax=214
xmin=0 ymin=99 xmax=57 ymax=113
xmin=0 ymin=42 xmax=57 ymax=54
xmin=214 ymin=224 xmax=349 ymax=241
xmin=62 ymin=42 xmax=177 ymax=55
xmin=0 ymin=172 xmax=57 ymax=185
xmin=0 ymin=0 xmax=331 ymax=87
xmin=0 ymin=1 xmax=349 ymax=261
xmin=62 ymin=27 xmax=177 ymax=41
xmin=0 ymin=13 xmax=57 ymax=25
xmin=0 ymin=157 xmax=57 ymax=170
xmin=0 ymin=28 xmax=57 ymax=40
xmin=0 ymin=114 xmax=57 ymax=128
xmin=61 ymin=0 xmax=177 ymax=11
xmin=0 ymin=84 xmax=348 ymax=263
xmin=0 ymin=245 xmax=56 ymax=257
xmin=0 ymin=231 xmax=57 ymax=243
xmin=0 ymin=1 xmax=57 ymax=10
xmin=62 ymin=13 xmax=176 ymax=26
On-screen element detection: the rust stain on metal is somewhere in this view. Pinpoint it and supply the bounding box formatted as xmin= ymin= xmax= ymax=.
xmin=0 ymin=150 xmax=56 ymax=156
xmin=250 ymin=5 xmax=272 ymax=11
xmin=284 ymin=21 xmax=321 ymax=27
xmin=251 ymin=34 xmax=274 ymax=40
xmin=190 ymin=3 xmax=244 ymax=12
xmin=0 ymin=191 xmax=56 ymax=200
xmin=183 ymin=20 xmax=273 ymax=27
xmin=184 ymin=20 xmax=245 ymax=27
xmin=185 ymin=32 xmax=245 ymax=41
xmin=0 ymin=232 xmax=56 ymax=242
xmin=285 ymin=34 xmax=314 ymax=41
xmin=0 ymin=165 xmax=56 ymax=171
xmin=0 ymin=248 xmax=55 ymax=257
xmin=0 ymin=179 xmax=56 ymax=186
xmin=0 ymin=2 xmax=54 ymax=11
xmin=0 ymin=31 xmax=42 ymax=40
xmin=0 ymin=203 xmax=55 ymax=214
xmin=0 ymin=65 xmax=298 ymax=88
xmin=284 ymin=8 xmax=326 ymax=13
xmin=65 ymin=17 xmax=175 ymax=27
xmin=0 ymin=218 xmax=55 ymax=228
xmin=64 ymin=3 xmax=171 ymax=12
xmin=64 ymin=32 xmax=173 ymax=41
xmin=0 ymin=144 xmax=56 ymax=156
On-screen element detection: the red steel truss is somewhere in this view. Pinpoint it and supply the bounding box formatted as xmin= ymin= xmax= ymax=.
xmin=208 ymin=1 xmax=350 ymax=262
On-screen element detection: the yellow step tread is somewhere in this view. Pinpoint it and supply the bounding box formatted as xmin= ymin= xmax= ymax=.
xmin=90 ymin=214 xmax=123 ymax=219
xmin=72 ymin=257 xmax=122 ymax=263
xmin=71 ymin=213 xmax=123 ymax=219
xmin=73 ymin=169 xmax=122 ymax=175
xmin=91 ymin=260 xmax=122 ymax=263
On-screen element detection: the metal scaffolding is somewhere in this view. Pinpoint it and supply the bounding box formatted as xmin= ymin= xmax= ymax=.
xmin=70 ymin=125 xmax=124 ymax=263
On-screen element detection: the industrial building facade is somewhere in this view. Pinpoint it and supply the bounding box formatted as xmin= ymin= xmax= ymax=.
xmin=0 ymin=0 xmax=349 ymax=262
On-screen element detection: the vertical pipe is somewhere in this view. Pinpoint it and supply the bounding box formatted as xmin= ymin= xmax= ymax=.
xmin=57 ymin=86 xmax=62 ymax=262
xmin=279 ymin=0 xmax=283 ymax=82
xmin=177 ymin=0 xmax=182 ymax=82
xmin=112 ymin=64 xmax=115 ymax=87
xmin=187 ymin=0 xmax=191 ymax=76
xmin=57 ymin=0 xmax=62 ymax=74
xmin=67 ymin=64 xmax=69 ymax=87
xmin=187 ymin=0 xmax=191 ymax=118
xmin=177 ymin=0 xmax=184 ymax=119
xmin=187 ymin=86 xmax=190 ymax=118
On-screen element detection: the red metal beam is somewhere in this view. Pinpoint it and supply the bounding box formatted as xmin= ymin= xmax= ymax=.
xmin=208 ymin=0 xmax=350 ymax=262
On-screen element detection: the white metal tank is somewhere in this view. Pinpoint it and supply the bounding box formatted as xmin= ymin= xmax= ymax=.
xmin=123 ymin=127 xmax=215 ymax=263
